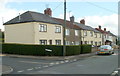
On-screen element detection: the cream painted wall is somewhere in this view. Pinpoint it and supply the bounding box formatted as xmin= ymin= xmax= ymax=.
xmin=5 ymin=22 xmax=63 ymax=45
xmin=5 ymin=22 xmax=35 ymax=44
xmin=81 ymin=30 xmax=102 ymax=45
xmin=33 ymin=22 xmax=63 ymax=45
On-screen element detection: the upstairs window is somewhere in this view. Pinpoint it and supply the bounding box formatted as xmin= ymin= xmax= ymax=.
xmin=39 ymin=24 xmax=47 ymax=32
xmin=95 ymin=33 xmax=97 ymax=38
xmin=65 ymin=29 xmax=70 ymax=35
xmin=99 ymin=34 xmax=101 ymax=38
xmin=84 ymin=31 xmax=87 ymax=36
xmin=90 ymin=31 xmax=93 ymax=37
xmin=55 ymin=26 xmax=61 ymax=33
xmin=75 ymin=30 xmax=79 ymax=36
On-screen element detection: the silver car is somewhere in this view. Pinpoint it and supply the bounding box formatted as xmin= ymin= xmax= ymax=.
xmin=96 ymin=45 xmax=114 ymax=55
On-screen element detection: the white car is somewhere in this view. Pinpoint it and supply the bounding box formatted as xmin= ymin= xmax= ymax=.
xmin=96 ymin=45 xmax=114 ymax=55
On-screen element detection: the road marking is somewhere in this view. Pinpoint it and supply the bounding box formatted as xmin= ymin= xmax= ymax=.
xmin=49 ymin=62 xmax=54 ymax=65
xmin=60 ymin=61 xmax=64 ymax=63
xmin=111 ymin=71 xmax=118 ymax=75
xmin=27 ymin=68 xmax=33 ymax=71
xmin=43 ymin=65 xmax=49 ymax=68
xmin=19 ymin=61 xmax=48 ymax=64
xmin=38 ymin=67 xmax=41 ymax=68
xmin=17 ymin=70 xmax=24 ymax=73
xmin=65 ymin=60 xmax=69 ymax=63
xmin=112 ymin=53 xmax=118 ymax=55
xmin=55 ymin=62 xmax=60 ymax=64
xmin=73 ymin=59 xmax=77 ymax=61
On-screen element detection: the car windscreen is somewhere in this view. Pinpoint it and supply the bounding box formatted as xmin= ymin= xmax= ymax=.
xmin=100 ymin=46 xmax=111 ymax=49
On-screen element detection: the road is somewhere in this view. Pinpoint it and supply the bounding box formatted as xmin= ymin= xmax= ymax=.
xmin=1 ymin=49 xmax=119 ymax=75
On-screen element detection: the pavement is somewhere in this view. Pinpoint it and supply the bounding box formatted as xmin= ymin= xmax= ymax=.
xmin=2 ymin=49 xmax=118 ymax=74
xmin=3 ymin=52 xmax=95 ymax=60
xmin=1 ymin=65 xmax=13 ymax=74
xmin=1 ymin=52 xmax=96 ymax=74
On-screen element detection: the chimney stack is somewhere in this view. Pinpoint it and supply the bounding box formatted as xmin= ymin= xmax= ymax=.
xmin=104 ymin=28 xmax=106 ymax=31
xmin=70 ymin=16 xmax=74 ymax=23
xmin=99 ymin=25 xmax=101 ymax=29
xmin=44 ymin=8 xmax=52 ymax=16
xmin=80 ymin=19 xmax=85 ymax=25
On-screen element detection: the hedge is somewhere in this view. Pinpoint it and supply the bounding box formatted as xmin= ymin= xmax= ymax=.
xmin=2 ymin=43 xmax=63 ymax=56
xmin=2 ymin=43 xmax=91 ymax=56
xmin=66 ymin=45 xmax=81 ymax=56
xmin=80 ymin=44 xmax=92 ymax=54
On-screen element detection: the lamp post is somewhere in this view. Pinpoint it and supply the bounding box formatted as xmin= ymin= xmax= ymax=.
xmin=63 ymin=0 xmax=66 ymax=56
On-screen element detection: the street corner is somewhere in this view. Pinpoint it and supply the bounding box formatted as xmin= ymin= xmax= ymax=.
xmin=2 ymin=65 xmax=13 ymax=74
xmin=0 ymin=54 xmax=6 ymax=57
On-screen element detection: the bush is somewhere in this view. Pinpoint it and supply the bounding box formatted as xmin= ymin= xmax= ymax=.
xmin=2 ymin=43 xmax=91 ymax=56
xmin=80 ymin=44 xmax=92 ymax=54
xmin=66 ymin=45 xmax=81 ymax=56
xmin=2 ymin=43 xmax=63 ymax=56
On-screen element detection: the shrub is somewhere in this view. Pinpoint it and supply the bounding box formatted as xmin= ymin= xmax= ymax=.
xmin=66 ymin=45 xmax=81 ymax=56
xmin=80 ymin=44 xmax=92 ymax=54
xmin=2 ymin=43 xmax=63 ymax=56
xmin=2 ymin=43 xmax=91 ymax=56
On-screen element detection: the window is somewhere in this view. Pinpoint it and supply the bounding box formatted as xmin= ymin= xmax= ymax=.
xmin=84 ymin=41 xmax=87 ymax=44
xmin=75 ymin=41 xmax=79 ymax=45
xmin=65 ymin=29 xmax=70 ymax=35
xmin=90 ymin=31 xmax=93 ymax=37
xmin=66 ymin=41 xmax=70 ymax=45
xmin=49 ymin=40 xmax=52 ymax=45
xmin=95 ymin=42 xmax=97 ymax=46
xmin=40 ymin=40 xmax=47 ymax=45
xmin=84 ymin=31 xmax=87 ymax=36
xmin=91 ymin=41 xmax=93 ymax=45
xmin=39 ymin=24 xmax=47 ymax=32
xmin=99 ymin=34 xmax=101 ymax=38
xmin=55 ymin=40 xmax=61 ymax=45
xmin=95 ymin=33 xmax=97 ymax=38
xmin=75 ymin=30 xmax=79 ymax=36
xmin=55 ymin=26 xmax=61 ymax=33
xmin=99 ymin=42 xmax=101 ymax=45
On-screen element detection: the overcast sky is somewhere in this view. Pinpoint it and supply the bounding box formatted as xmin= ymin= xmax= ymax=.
xmin=0 ymin=0 xmax=119 ymax=35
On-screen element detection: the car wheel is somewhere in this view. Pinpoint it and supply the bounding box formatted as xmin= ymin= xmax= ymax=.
xmin=112 ymin=52 xmax=114 ymax=54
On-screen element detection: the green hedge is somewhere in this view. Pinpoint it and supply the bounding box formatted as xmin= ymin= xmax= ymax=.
xmin=66 ymin=45 xmax=81 ymax=56
xmin=2 ymin=43 xmax=91 ymax=56
xmin=80 ymin=44 xmax=92 ymax=54
xmin=2 ymin=43 xmax=63 ymax=56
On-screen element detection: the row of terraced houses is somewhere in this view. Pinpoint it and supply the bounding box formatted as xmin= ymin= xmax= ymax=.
xmin=4 ymin=8 xmax=117 ymax=46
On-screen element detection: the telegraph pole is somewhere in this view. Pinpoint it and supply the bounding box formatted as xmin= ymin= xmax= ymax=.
xmin=63 ymin=0 xmax=66 ymax=56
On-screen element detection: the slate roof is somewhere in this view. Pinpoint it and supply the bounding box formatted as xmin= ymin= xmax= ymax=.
xmin=74 ymin=22 xmax=100 ymax=33
xmin=3 ymin=11 xmax=61 ymax=25
xmin=95 ymin=28 xmax=108 ymax=34
xmin=53 ymin=18 xmax=81 ymax=30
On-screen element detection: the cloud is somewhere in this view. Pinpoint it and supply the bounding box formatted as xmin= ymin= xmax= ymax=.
xmin=0 ymin=0 xmax=28 ymax=31
xmin=79 ymin=14 xmax=118 ymax=35
xmin=58 ymin=13 xmax=118 ymax=35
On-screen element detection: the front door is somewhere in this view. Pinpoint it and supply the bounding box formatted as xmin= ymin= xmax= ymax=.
xmin=49 ymin=40 xmax=52 ymax=45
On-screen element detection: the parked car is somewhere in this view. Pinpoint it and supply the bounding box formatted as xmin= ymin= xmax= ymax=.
xmin=96 ymin=45 xmax=114 ymax=55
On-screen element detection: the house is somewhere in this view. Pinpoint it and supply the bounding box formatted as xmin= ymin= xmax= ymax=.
xmin=4 ymin=8 xmax=63 ymax=45
xmin=74 ymin=20 xmax=102 ymax=46
xmin=107 ymin=31 xmax=117 ymax=45
xmin=53 ymin=16 xmax=81 ymax=45
xmin=95 ymin=26 xmax=117 ymax=45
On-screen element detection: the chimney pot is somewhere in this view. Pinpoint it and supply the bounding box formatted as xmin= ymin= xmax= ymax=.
xmin=44 ymin=8 xmax=52 ymax=16
xmin=104 ymin=28 xmax=106 ymax=31
xmin=99 ymin=25 xmax=101 ymax=29
xmin=70 ymin=16 xmax=74 ymax=23
xmin=80 ymin=19 xmax=85 ymax=25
